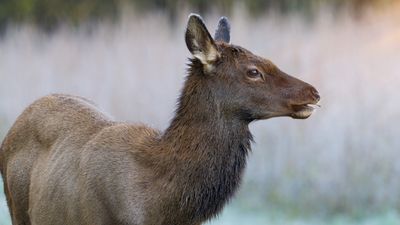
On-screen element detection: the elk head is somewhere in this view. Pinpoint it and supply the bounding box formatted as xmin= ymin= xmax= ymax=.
xmin=185 ymin=14 xmax=320 ymax=122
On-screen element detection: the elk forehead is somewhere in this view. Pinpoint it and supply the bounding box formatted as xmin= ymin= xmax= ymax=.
xmin=218 ymin=43 xmax=247 ymax=55
xmin=218 ymin=43 xmax=278 ymax=72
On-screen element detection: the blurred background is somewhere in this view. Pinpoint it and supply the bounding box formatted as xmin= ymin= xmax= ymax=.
xmin=1 ymin=0 xmax=400 ymax=224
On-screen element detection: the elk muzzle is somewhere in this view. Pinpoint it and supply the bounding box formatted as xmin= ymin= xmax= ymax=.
xmin=289 ymin=85 xmax=320 ymax=119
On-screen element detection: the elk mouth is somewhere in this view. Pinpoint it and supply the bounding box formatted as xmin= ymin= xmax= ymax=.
xmin=290 ymin=103 xmax=320 ymax=119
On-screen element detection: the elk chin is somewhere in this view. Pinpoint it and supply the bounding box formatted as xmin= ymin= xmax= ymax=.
xmin=290 ymin=104 xmax=316 ymax=119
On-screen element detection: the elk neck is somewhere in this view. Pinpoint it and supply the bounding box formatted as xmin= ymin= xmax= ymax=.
xmin=158 ymin=61 xmax=253 ymax=220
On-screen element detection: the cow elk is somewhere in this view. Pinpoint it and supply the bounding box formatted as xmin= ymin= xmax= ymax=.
xmin=0 ymin=14 xmax=320 ymax=225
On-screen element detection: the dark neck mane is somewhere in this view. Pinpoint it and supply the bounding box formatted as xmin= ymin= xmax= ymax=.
xmin=160 ymin=60 xmax=253 ymax=221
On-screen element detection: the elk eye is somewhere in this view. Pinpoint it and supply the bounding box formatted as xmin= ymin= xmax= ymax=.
xmin=247 ymin=69 xmax=263 ymax=80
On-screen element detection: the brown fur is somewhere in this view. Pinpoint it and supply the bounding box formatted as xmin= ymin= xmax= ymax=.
xmin=0 ymin=15 xmax=319 ymax=225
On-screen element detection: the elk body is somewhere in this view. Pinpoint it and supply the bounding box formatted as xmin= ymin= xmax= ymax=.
xmin=0 ymin=14 xmax=320 ymax=225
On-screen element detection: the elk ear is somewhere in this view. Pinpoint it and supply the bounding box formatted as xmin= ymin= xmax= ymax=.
xmin=214 ymin=17 xmax=230 ymax=43
xmin=185 ymin=14 xmax=220 ymax=65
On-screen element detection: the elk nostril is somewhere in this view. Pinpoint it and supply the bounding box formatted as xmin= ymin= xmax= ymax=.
xmin=310 ymin=87 xmax=320 ymax=102
xmin=315 ymin=92 xmax=320 ymax=102
xmin=313 ymin=90 xmax=320 ymax=102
